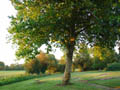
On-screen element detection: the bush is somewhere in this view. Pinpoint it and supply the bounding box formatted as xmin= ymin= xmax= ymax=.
xmin=24 ymin=52 xmax=57 ymax=74
xmin=56 ymin=64 xmax=65 ymax=73
xmin=91 ymin=58 xmax=106 ymax=70
xmin=106 ymin=62 xmax=120 ymax=71
xmin=46 ymin=65 xmax=57 ymax=74
xmin=24 ymin=58 xmax=41 ymax=74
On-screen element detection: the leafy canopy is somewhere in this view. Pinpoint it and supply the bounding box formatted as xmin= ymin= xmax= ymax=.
xmin=9 ymin=0 xmax=120 ymax=60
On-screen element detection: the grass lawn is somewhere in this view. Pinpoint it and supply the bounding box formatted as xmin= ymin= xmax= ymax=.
xmin=89 ymin=78 xmax=120 ymax=88
xmin=0 ymin=71 xmax=120 ymax=90
xmin=0 ymin=71 xmax=25 ymax=79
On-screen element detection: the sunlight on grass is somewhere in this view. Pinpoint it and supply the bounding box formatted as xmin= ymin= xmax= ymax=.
xmin=0 ymin=71 xmax=120 ymax=90
xmin=0 ymin=71 xmax=25 ymax=78
xmin=92 ymin=71 xmax=120 ymax=79
xmin=36 ymin=77 xmax=62 ymax=82
xmin=72 ymin=71 xmax=107 ymax=80
xmin=0 ymin=71 xmax=105 ymax=90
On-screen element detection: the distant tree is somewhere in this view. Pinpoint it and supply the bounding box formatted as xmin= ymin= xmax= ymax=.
xmin=46 ymin=54 xmax=58 ymax=74
xmin=25 ymin=52 xmax=57 ymax=74
xmin=55 ymin=55 xmax=66 ymax=73
xmin=36 ymin=52 xmax=49 ymax=73
xmin=0 ymin=61 xmax=5 ymax=70
xmin=74 ymin=43 xmax=91 ymax=71
xmin=106 ymin=62 xmax=120 ymax=71
xmin=37 ymin=52 xmax=57 ymax=66
xmin=56 ymin=64 xmax=65 ymax=73
xmin=91 ymin=46 xmax=119 ymax=70
xmin=8 ymin=64 xmax=24 ymax=70
xmin=9 ymin=0 xmax=120 ymax=84
xmin=5 ymin=65 xmax=10 ymax=70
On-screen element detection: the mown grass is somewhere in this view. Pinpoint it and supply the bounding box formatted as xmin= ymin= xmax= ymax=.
xmin=72 ymin=71 xmax=120 ymax=80
xmin=0 ymin=72 xmax=103 ymax=90
xmin=0 ymin=71 xmax=120 ymax=90
xmin=88 ymin=78 xmax=120 ymax=88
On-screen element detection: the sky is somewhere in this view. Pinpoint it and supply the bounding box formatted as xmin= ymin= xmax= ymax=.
xmin=0 ymin=0 xmax=63 ymax=66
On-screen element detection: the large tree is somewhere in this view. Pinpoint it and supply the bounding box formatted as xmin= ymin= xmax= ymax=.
xmin=9 ymin=0 xmax=120 ymax=85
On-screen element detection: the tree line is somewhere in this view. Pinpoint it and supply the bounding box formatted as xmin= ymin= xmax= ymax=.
xmin=2 ymin=44 xmax=120 ymax=74
xmin=0 ymin=62 xmax=24 ymax=70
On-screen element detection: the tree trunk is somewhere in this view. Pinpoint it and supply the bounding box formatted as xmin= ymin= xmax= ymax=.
xmin=62 ymin=44 xmax=74 ymax=85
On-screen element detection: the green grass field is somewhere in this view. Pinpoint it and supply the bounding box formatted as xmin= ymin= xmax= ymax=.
xmin=0 ymin=71 xmax=120 ymax=90
xmin=0 ymin=71 xmax=25 ymax=79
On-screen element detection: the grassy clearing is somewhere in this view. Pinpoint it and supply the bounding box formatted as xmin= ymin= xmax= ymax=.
xmin=0 ymin=71 xmax=120 ymax=90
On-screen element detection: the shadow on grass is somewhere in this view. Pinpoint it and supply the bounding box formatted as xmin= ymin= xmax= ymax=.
xmin=56 ymin=83 xmax=74 ymax=87
xmin=34 ymin=79 xmax=46 ymax=84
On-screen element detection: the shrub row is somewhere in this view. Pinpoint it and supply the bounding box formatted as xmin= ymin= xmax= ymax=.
xmin=0 ymin=74 xmax=42 ymax=86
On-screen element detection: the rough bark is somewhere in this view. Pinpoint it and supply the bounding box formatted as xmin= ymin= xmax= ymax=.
xmin=62 ymin=44 xmax=74 ymax=85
